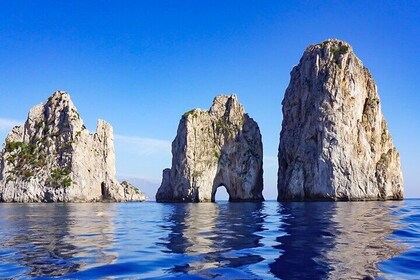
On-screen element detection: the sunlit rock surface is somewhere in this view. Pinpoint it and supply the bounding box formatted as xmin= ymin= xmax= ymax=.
xmin=0 ymin=91 xmax=145 ymax=202
xmin=278 ymin=39 xmax=403 ymax=201
xmin=156 ymin=94 xmax=263 ymax=202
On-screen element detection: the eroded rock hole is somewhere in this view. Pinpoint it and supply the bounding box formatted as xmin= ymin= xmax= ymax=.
xmin=101 ymin=182 xmax=106 ymax=198
xmin=214 ymin=185 xmax=229 ymax=202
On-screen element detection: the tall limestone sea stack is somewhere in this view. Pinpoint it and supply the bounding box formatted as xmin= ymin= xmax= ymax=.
xmin=0 ymin=91 xmax=145 ymax=202
xmin=278 ymin=39 xmax=403 ymax=201
xmin=156 ymin=94 xmax=264 ymax=202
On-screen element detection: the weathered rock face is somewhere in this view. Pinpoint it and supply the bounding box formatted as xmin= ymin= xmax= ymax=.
xmin=0 ymin=91 xmax=145 ymax=202
xmin=278 ymin=39 xmax=403 ymax=201
xmin=156 ymin=94 xmax=264 ymax=202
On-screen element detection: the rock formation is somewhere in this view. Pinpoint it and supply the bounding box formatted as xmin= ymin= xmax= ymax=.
xmin=0 ymin=91 xmax=145 ymax=202
xmin=156 ymin=94 xmax=263 ymax=202
xmin=278 ymin=39 xmax=403 ymax=201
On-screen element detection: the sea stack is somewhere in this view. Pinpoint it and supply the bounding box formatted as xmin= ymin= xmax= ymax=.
xmin=278 ymin=39 xmax=403 ymax=201
xmin=156 ymin=94 xmax=264 ymax=202
xmin=0 ymin=91 xmax=145 ymax=202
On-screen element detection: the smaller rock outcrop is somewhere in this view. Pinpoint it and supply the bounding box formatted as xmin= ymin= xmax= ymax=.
xmin=278 ymin=39 xmax=403 ymax=201
xmin=156 ymin=94 xmax=264 ymax=202
xmin=0 ymin=91 xmax=145 ymax=202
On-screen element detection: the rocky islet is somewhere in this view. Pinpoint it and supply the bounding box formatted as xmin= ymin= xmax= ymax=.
xmin=0 ymin=39 xmax=403 ymax=203
xmin=156 ymin=94 xmax=264 ymax=202
xmin=0 ymin=91 xmax=145 ymax=202
xmin=277 ymin=39 xmax=403 ymax=201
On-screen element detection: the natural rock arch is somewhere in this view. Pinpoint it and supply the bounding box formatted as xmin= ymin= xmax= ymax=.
xmin=156 ymin=94 xmax=264 ymax=202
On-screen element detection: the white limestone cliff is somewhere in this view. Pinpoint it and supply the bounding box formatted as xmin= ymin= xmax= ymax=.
xmin=277 ymin=39 xmax=403 ymax=201
xmin=0 ymin=91 xmax=145 ymax=202
xmin=156 ymin=94 xmax=264 ymax=202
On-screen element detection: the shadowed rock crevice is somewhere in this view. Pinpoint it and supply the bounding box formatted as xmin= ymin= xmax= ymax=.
xmin=277 ymin=39 xmax=403 ymax=201
xmin=0 ymin=91 xmax=145 ymax=202
xmin=156 ymin=94 xmax=264 ymax=202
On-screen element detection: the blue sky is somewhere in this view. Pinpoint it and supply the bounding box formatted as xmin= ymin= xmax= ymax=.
xmin=0 ymin=1 xmax=419 ymax=199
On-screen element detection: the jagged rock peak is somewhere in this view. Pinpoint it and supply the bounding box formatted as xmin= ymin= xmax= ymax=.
xmin=209 ymin=94 xmax=243 ymax=117
xmin=277 ymin=39 xmax=403 ymax=201
xmin=0 ymin=90 xmax=145 ymax=202
xmin=156 ymin=94 xmax=264 ymax=202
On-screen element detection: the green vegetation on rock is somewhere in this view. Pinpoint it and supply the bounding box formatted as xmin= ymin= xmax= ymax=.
xmin=331 ymin=45 xmax=349 ymax=65
xmin=49 ymin=167 xmax=72 ymax=188
xmin=5 ymin=141 xmax=46 ymax=181
xmin=183 ymin=109 xmax=199 ymax=118
xmin=213 ymin=150 xmax=220 ymax=160
xmin=192 ymin=169 xmax=203 ymax=178
xmin=215 ymin=119 xmax=236 ymax=135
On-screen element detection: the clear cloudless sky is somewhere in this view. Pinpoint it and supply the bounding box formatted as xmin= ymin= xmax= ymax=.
xmin=0 ymin=0 xmax=419 ymax=199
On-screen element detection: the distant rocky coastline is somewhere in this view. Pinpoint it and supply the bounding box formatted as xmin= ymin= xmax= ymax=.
xmin=0 ymin=91 xmax=145 ymax=202
xmin=156 ymin=95 xmax=264 ymax=202
xmin=277 ymin=39 xmax=403 ymax=201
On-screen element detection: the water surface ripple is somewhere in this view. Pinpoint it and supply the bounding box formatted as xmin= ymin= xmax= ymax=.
xmin=0 ymin=200 xmax=418 ymax=279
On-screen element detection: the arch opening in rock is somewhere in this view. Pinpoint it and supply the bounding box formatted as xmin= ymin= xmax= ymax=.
xmin=212 ymin=185 xmax=230 ymax=202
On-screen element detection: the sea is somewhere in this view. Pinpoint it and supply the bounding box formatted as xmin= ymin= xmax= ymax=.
xmin=0 ymin=200 xmax=419 ymax=279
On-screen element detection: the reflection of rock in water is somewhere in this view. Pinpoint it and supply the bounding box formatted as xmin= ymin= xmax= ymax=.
xmin=0 ymin=203 xmax=116 ymax=278
xmin=179 ymin=203 xmax=220 ymax=272
xmin=162 ymin=203 xmax=265 ymax=278
xmin=327 ymin=202 xmax=405 ymax=279
xmin=270 ymin=202 xmax=405 ymax=279
xmin=159 ymin=203 xmax=191 ymax=255
xmin=270 ymin=202 xmax=337 ymax=279
xmin=64 ymin=204 xmax=118 ymax=270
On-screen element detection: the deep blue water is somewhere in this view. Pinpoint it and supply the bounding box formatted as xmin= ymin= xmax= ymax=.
xmin=0 ymin=200 xmax=419 ymax=279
